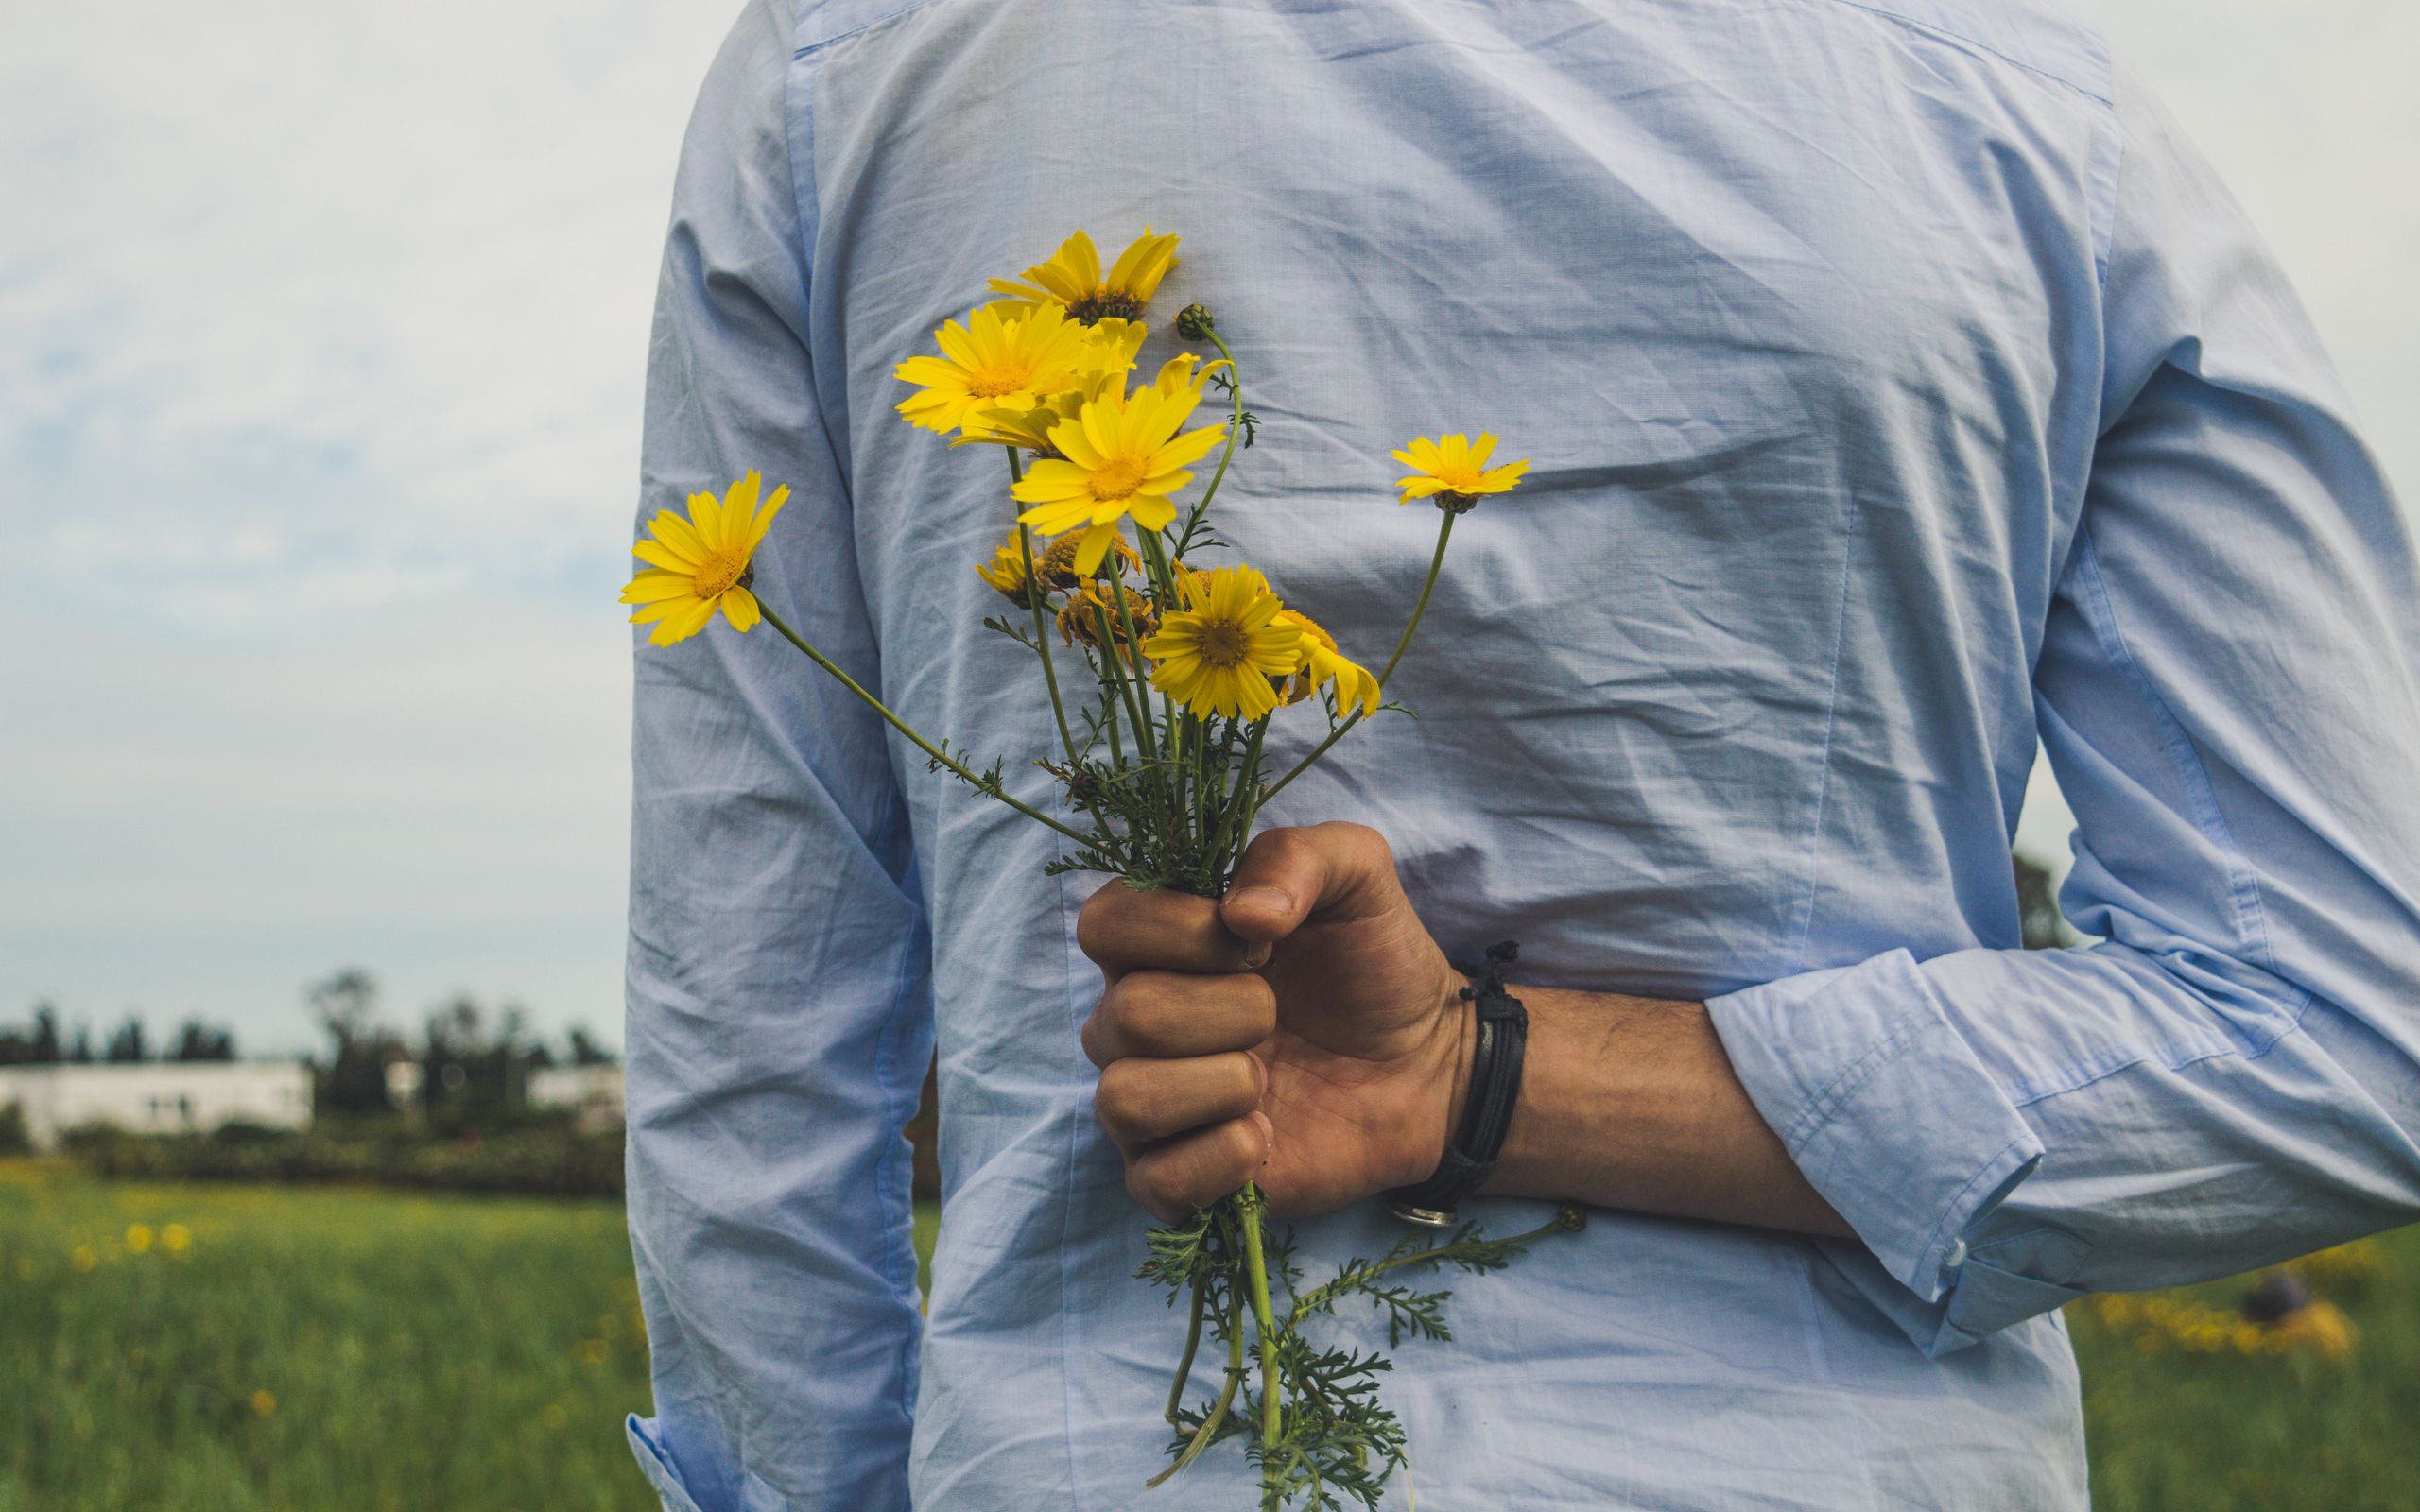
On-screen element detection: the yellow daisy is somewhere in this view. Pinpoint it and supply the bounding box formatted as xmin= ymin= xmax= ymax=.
xmin=951 ymin=318 xmax=1149 ymax=455
xmin=1275 ymin=610 xmax=1382 ymax=717
xmin=987 ymin=228 xmax=1182 ymax=327
xmin=893 ymin=302 xmax=1095 ymax=436
xmin=1146 ymin=351 xmax=1232 ymax=399
xmin=1392 ymin=431 xmax=1529 ymax=511
xmin=975 ymin=529 xmax=1040 ymax=609
xmin=620 ymin=472 xmax=786 ymax=645
xmin=1142 ymin=565 xmax=1304 ymax=721
xmin=1011 ymin=383 xmax=1228 ymax=574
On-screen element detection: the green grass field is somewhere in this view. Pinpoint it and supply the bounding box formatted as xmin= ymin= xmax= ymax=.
xmin=3 ymin=1160 xmax=2412 ymax=1510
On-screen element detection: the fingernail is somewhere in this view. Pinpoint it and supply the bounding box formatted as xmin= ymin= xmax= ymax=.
xmin=1250 ymin=1109 xmax=1275 ymax=1162
xmin=1226 ymin=885 xmax=1291 ymax=917
xmin=1242 ymin=940 xmax=1272 ymax=969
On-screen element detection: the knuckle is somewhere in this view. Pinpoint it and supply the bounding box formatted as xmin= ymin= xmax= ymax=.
xmin=1324 ymin=819 xmax=1392 ymax=868
xmin=1074 ymin=880 xmax=1128 ymax=961
xmin=1105 ymin=974 xmax=1170 ymax=1045
xmin=1233 ymin=973 xmax=1277 ymax=1040
xmin=1093 ymin=1061 xmax=1154 ymax=1134
xmin=1125 ymin=1159 xmax=1179 ymax=1221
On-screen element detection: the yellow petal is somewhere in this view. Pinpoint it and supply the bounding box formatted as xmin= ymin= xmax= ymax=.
xmin=621 ymin=569 xmax=698 ymax=604
xmin=720 ymin=586 xmax=762 ymax=632
xmin=631 ymin=541 xmax=698 ymax=576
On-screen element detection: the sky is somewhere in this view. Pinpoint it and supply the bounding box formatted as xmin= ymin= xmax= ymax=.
xmin=2 ymin=0 xmax=2412 ymax=1057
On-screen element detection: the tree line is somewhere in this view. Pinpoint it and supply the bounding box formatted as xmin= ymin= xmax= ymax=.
xmin=0 ymin=1005 xmax=237 ymax=1066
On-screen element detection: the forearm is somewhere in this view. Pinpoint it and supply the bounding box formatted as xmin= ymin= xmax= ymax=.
xmin=1480 ymin=983 xmax=1854 ymax=1240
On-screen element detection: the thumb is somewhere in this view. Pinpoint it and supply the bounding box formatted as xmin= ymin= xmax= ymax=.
xmin=1219 ymin=822 xmax=1396 ymax=944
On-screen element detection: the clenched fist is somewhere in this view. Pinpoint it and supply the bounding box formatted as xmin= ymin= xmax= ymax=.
xmin=1078 ymin=821 xmax=1472 ymax=1222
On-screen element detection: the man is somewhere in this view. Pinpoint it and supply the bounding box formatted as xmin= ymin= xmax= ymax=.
xmin=622 ymin=1 xmax=2420 ymax=1507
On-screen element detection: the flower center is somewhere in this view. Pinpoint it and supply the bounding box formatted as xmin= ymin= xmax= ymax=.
xmin=965 ymin=363 xmax=1030 ymax=399
xmin=1091 ymin=456 xmax=1149 ymax=501
xmin=1436 ymin=467 xmax=1485 ymax=491
xmin=1069 ymin=289 xmax=1145 ymax=326
xmin=1196 ymin=619 xmax=1249 ymax=668
xmin=693 ymin=551 xmax=750 ymax=599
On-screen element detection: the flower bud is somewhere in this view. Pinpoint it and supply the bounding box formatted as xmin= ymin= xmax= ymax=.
xmin=1174 ymin=303 xmax=1217 ymax=341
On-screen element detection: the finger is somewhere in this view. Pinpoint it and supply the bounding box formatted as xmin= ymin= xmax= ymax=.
xmin=1079 ymin=876 xmax=1270 ymax=976
xmin=1219 ymin=821 xmax=1396 ymax=944
xmin=1094 ymin=1051 xmax=1265 ymax=1151
xmin=1080 ymin=971 xmax=1277 ymax=1066
xmin=1126 ymin=1112 xmax=1274 ymax=1223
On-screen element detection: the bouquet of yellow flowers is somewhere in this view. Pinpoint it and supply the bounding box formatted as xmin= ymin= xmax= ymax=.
xmin=622 ymin=227 xmax=1566 ymax=1511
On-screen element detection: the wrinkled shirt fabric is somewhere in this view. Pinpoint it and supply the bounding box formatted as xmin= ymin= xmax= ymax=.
xmin=622 ymin=2 xmax=2420 ymax=1508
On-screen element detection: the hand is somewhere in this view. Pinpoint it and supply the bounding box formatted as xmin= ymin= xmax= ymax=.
xmin=1078 ymin=821 xmax=1471 ymax=1223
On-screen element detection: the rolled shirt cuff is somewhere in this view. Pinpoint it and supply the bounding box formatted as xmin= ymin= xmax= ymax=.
xmin=1706 ymin=948 xmax=2045 ymax=1310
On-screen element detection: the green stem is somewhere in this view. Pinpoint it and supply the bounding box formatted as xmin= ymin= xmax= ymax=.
xmin=756 ymin=603 xmax=1092 ymax=845
xmin=1238 ymin=1186 xmax=1282 ymax=1451
xmin=1147 ymin=1283 xmax=1248 ymax=1489
xmin=1284 ymin=1208 xmax=1577 ymax=1328
xmin=1205 ymin=718 xmax=1267 ymax=882
xmin=1176 ymin=332 xmax=1247 ymax=553
xmin=1255 ymin=512 xmax=1456 ymax=805
xmin=1009 ymin=454 xmax=1079 ymax=764
xmin=1107 ymin=568 xmax=1181 ymax=826
xmin=1093 ymin=598 xmax=1154 ymax=766
xmin=1165 ymin=1272 xmax=1209 ymax=1424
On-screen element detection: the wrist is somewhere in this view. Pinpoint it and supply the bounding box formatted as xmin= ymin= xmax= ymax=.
xmin=1392 ymin=961 xmax=1477 ymax=1193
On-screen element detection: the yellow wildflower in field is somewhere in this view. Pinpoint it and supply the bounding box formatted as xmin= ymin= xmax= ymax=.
xmin=125 ymin=1224 xmax=152 ymax=1254
xmin=70 ymin=1244 xmax=97 ymax=1273
xmin=986 ymin=227 xmax=1181 ymax=327
xmin=1275 ymin=610 xmax=1382 ymax=717
xmin=251 ymin=1389 xmax=276 ymax=1418
xmin=1392 ymin=431 xmax=1530 ymax=511
xmin=894 ymin=302 xmax=1095 ymax=436
xmin=621 ymin=472 xmax=787 ymax=645
xmin=162 ymin=1222 xmax=191 ymax=1253
xmin=1143 ymin=566 xmax=1303 ymax=720
xmin=1012 ymin=384 xmax=1228 ymax=575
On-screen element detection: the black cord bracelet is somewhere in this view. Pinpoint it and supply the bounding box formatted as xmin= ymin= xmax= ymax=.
xmin=1383 ymin=940 xmax=1528 ymax=1227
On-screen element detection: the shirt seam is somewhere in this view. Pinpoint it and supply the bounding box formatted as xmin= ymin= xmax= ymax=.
xmin=1782 ymin=501 xmax=1861 ymax=975
xmin=1776 ymin=992 xmax=1933 ymax=1153
xmin=2072 ymin=526 xmax=2279 ymax=975
xmin=1812 ymin=0 xmax=2112 ymax=107
xmin=791 ymin=0 xmax=951 ymax=60
xmin=778 ymin=18 xmax=928 ymax=1473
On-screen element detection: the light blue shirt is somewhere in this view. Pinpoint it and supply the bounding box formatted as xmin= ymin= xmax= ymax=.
xmin=621 ymin=2 xmax=2420 ymax=1507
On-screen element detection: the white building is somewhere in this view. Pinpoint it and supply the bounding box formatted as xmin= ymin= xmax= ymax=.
xmin=0 ymin=1062 xmax=312 ymax=1151
xmin=528 ymin=1064 xmax=624 ymax=1133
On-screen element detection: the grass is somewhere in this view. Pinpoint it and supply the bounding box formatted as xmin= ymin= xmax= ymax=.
xmin=0 ymin=1160 xmax=653 ymax=1512
xmin=2066 ymin=1228 xmax=2420 ymax=1511
xmin=3 ymin=1160 xmax=2411 ymax=1510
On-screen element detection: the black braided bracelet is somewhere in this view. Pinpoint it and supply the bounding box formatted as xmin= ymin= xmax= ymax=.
xmin=1383 ymin=940 xmax=1528 ymax=1227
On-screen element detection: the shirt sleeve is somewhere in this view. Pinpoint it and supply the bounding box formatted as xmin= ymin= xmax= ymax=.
xmin=1704 ymin=61 xmax=2420 ymax=1357
xmin=621 ymin=3 xmax=934 ymax=1507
